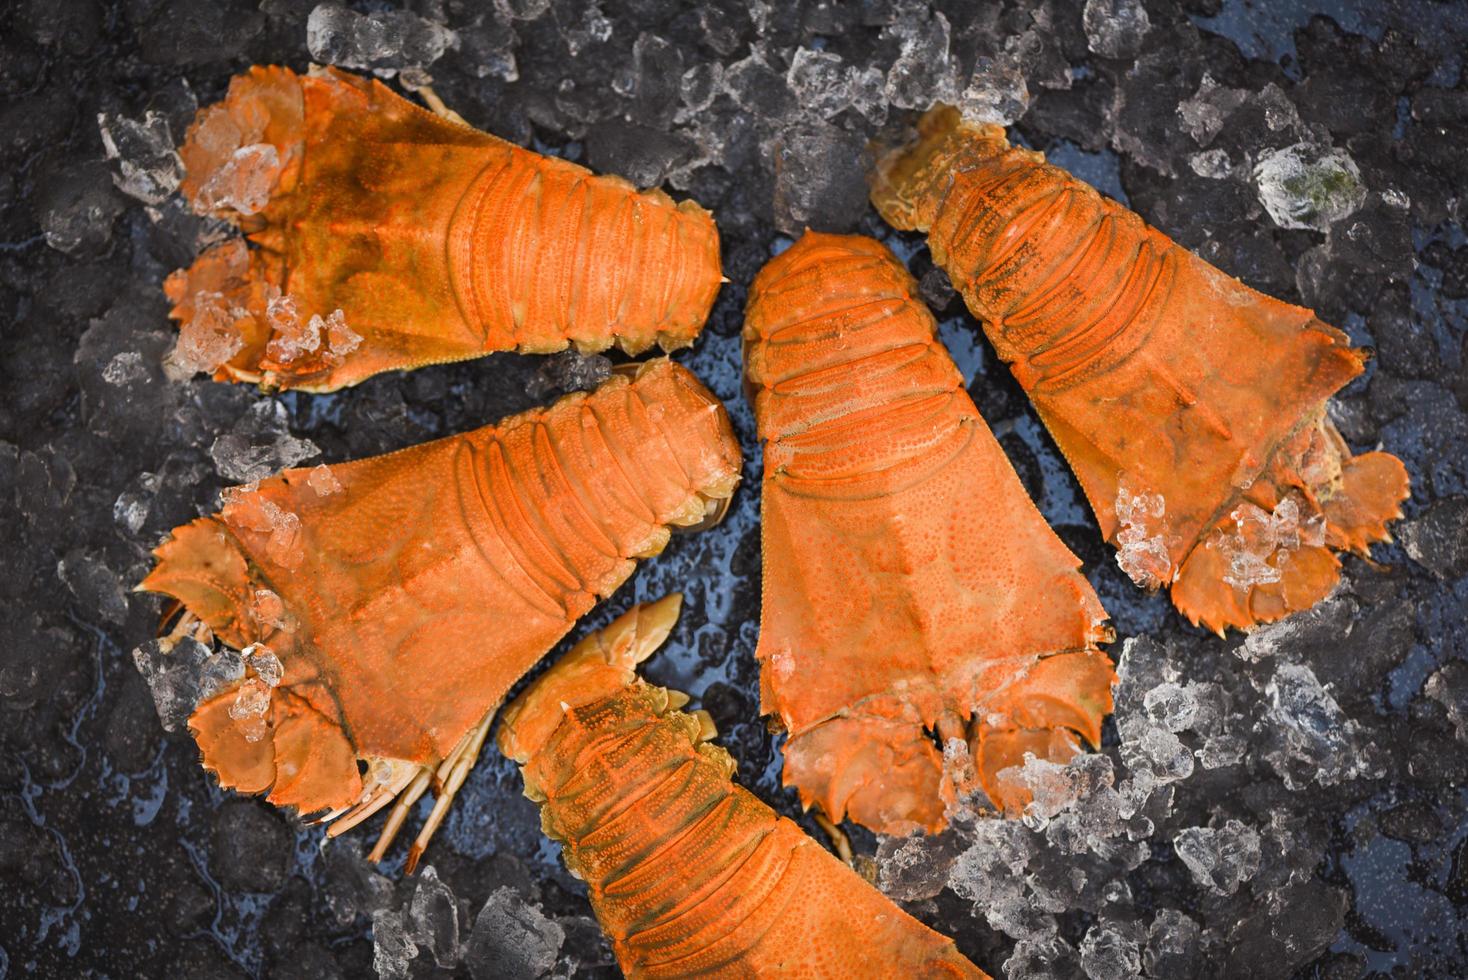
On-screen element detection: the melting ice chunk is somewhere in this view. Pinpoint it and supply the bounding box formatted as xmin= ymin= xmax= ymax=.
xmin=372 ymin=907 xmax=420 ymax=980
xmin=1082 ymin=0 xmax=1152 ymax=59
xmin=1253 ymin=143 xmax=1368 ymax=232
xmin=1173 ymin=819 xmax=1261 ymax=895
xmin=210 ymin=400 xmax=320 ymax=483
xmin=308 ymin=463 xmax=344 ymax=496
xmin=170 ymin=291 xmax=246 ymax=376
xmin=307 ymin=2 xmax=458 ymax=74
xmin=464 ymin=886 xmax=565 ymax=980
xmin=197 ymin=143 xmax=281 ymax=216
xmin=409 ymin=866 xmax=461 ymax=969
xmin=98 ymin=109 xmax=184 ymax=205
xmin=1114 ymin=481 xmax=1170 ymax=588
xmin=132 ymin=637 xmax=245 ymax=731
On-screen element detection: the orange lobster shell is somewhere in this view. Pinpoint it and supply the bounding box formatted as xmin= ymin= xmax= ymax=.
xmin=140 ymin=360 xmax=739 ymax=852
xmin=744 ymin=231 xmax=1114 ymax=835
xmin=166 ymin=66 xmax=723 ymax=391
xmin=499 ymin=595 xmax=990 ymax=979
xmin=872 ymin=106 xmax=1410 ymax=634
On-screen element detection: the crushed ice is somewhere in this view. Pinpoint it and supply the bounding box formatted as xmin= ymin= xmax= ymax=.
xmin=211 ymin=400 xmax=320 ymax=483
xmin=132 ymin=637 xmax=245 ymax=732
xmin=97 ymin=110 xmax=184 ymax=206
xmin=307 ymin=2 xmax=458 ymax=76
xmin=1114 ymin=479 xmax=1170 ymax=588
xmin=170 ymin=291 xmax=245 ymax=375
xmin=308 ymin=463 xmax=344 ymax=496
xmin=1253 ymin=142 xmax=1368 ymax=232
xmin=197 ymin=143 xmax=282 ymax=216
xmin=1217 ymin=496 xmax=1327 ymax=592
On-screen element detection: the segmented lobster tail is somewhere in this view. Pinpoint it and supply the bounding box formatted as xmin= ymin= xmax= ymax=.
xmin=872 ymin=105 xmax=1410 ymax=634
xmin=167 ymin=65 xmax=723 ymax=391
xmin=745 ymin=231 xmax=1113 ymax=832
xmin=140 ymin=360 xmax=741 ymax=842
xmin=499 ymin=598 xmax=991 ymax=979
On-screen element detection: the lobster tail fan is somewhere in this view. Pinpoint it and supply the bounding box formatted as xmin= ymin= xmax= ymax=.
xmin=138 ymin=516 xmax=255 ymax=648
xmin=1322 ymin=451 xmax=1411 ymax=554
xmin=781 ymin=709 xmax=952 ymax=837
xmin=1172 ymin=416 xmax=1409 ymax=635
xmin=189 ymin=684 xmax=363 ymax=814
xmin=971 ymin=649 xmax=1116 ymax=816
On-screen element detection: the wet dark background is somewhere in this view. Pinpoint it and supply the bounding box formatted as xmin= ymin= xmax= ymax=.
xmin=2 ymin=0 xmax=1467 ymax=977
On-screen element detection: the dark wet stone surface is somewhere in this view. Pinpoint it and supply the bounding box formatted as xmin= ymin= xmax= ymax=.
xmin=2 ymin=0 xmax=1466 ymax=977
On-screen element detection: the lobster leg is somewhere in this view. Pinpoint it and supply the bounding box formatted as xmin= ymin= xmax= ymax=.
xmin=166 ymin=65 xmax=722 ymax=391
xmin=138 ymin=360 xmax=741 ymax=865
xmin=871 ymin=106 xmax=1410 ymax=633
xmin=498 ymin=596 xmax=990 ymax=979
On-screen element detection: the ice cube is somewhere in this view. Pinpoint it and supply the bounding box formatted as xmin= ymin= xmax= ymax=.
xmin=307 ymin=464 xmax=344 ymax=496
xmin=1398 ymin=497 xmax=1468 ymax=579
xmin=169 ymin=290 xmax=246 ymax=377
xmin=875 ymin=830 xmax=965 ymax=902
xmin=956 ymin=54 xmax=1031 ymax=127
xmin=1143 ymin=682 xmax=1199 ymax=732
xmin=132 ymin=637 xmax=245 ymax=732
xmin=1260 ymin=662 xmax=1375 ymax=788
xmin=884 ymin=10 xmax=958 ymax=110
xmin=1425 ymin=662 xmax=1468 ymax=742
xmin=525 ymin=350 xmax=613 ymax=401
xmin=228 ymin=677 xmax=271 ymax=742
xmin=1173 ymin=819 xmax=1261 ymax=896
xmin=372 ymin=907 xmax=419 ymax=980
xmin=1114 ymin=480 xmax=1170 ymax=588
xmin=1143 ymin=908 xmax=1202 ymax=977
xmin=768 ymin=118 xmax=869 ymax=235
xmin=1120 ymin=727 xmax=1194 ymax=785
xmin=1082 ymin=0 xmax=1152 ymax=59
xmin=209 ymin=399 xmax=320 ymax=483
xmin=464 ymin=886 xmax=565 ymax=980
xmin=98 ymin=109 xmax=185 ymax=205
xmin=243 ymin=643 xmax=283 ymax=687
xmin=1176 ymin=75 xmax=1248 ymax=147
xmin=1004 ymin=936 xmax=1080 ymax=980
xmin=1253 ymin=142 xmax=1368 ymax=232
xmin=786 ymin=48 xmax=855 ymax=118
xmin=1079 ymin=922 xmax=1142 ymax=980
xmin=306 ymin=2 xmax=458 ymax=74
xmin=409 ymin=866 xmax=461 ymax=969
xmin=197 ymin=143 xmax=281 ymax=216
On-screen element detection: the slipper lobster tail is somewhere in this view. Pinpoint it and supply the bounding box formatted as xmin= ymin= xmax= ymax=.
xmin=872 ymin=105 xmax=1410 ymax=634
xmin=744 ymin=231 xmax=1114 ymax=833
xmin=139 ymin=359 xmax=740 ymax=866
xmin=166 ymin=65 xmax=723 ymax=391
xmin=498 ymin=596 xmax=991 ymax=979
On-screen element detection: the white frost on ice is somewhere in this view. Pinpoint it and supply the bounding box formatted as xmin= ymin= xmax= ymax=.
xmin=1082 ymin=0 xmax=1151 ymax=60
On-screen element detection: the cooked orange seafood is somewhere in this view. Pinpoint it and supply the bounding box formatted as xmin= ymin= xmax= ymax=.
xmin=499 ymin=595 xmax=990 ymax=979
xmin=141 ymin=360 xmax=739 ymax=867
xmin=167 ymin=65 xmax=722 ymax=391
xmin=744 ymin=232 xmax=1114 ymax=835
xmin=872 ymin=106 xmax=1410 ymax=634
